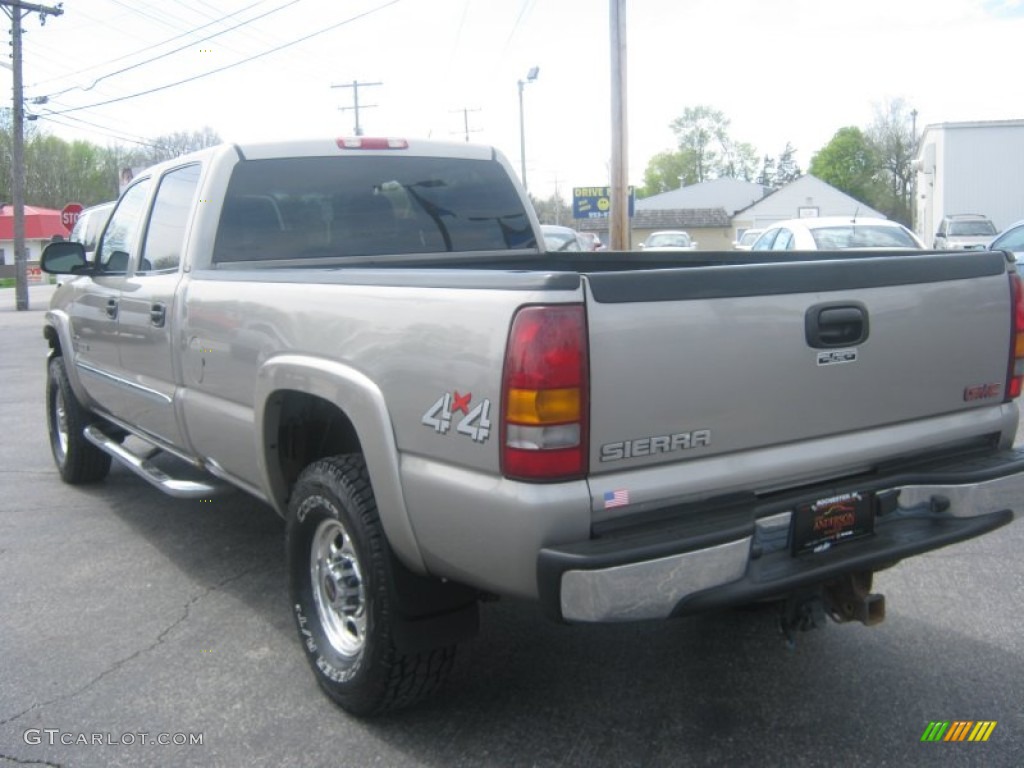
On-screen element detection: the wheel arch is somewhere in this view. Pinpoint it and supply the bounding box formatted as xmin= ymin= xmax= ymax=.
xmin=42 ymin=310 xmax=94 ymax=408
xmin=256 ymin=354 xmax=426 ymax=573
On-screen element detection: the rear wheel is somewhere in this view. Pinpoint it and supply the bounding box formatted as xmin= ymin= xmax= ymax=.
xmin=287 ymin=455 xmax=455 ymax=716
xmin=46 ymin=356 xmax=111 ymax=484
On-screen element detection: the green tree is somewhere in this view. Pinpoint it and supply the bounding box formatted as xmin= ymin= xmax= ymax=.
xmin=719 ymin=139 xmax=759 ymax=181
xmin=670 ymin=105 xmax=729 ymax=183
xmin=867 ymin=98 xmax=916 ymax=226
xmin=638 ymin=149 xmax=694 ymax=197
xmin=640 ymin=106 xmax=761 ymax=196
xmin=140 ymin=126 xmax=221 ymax=166
xmin=775 ymin=142 xmax=802 ymax=186
xmin=809 ymin=127 xmax=881 ymax=205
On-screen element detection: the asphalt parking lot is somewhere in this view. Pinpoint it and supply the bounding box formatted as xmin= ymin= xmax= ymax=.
xmin=1 ymin=288 xmax=1023 ymax=767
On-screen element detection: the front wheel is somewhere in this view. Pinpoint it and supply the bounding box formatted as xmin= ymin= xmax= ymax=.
xmin=46 ymin=356 xmax=111 ymax=484
xmin=287 ymin=455 xmax=455 ymax=716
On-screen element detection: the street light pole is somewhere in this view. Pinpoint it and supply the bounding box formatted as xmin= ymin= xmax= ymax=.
xmin=517 ymin=67 xmax=539 ymax=193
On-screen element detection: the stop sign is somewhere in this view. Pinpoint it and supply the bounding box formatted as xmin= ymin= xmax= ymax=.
xmin=61 ymin=203 xmax=84 ymax=232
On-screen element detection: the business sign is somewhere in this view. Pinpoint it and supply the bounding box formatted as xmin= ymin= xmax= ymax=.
xmin=572 ymin=186 xmax=635 ymax=219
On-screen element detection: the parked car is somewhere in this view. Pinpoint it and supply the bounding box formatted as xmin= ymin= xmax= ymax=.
xmin=540 ymin=224 xmax=589 ymax=252
xmin=578 ymin=232 xmax=604 ymax=251
xmin=933 ymin=214 xmax=997 ymax=250
xmin=58 ymin=201 xmax=116 ymax=285
xmin=988 ymin=220 xmax=1024 ymax=262
xmin=638 ymin=230 xmax=697 ymax=251
xmin=69 ymin=201 xmax=116 ymax=254
xmin=751 ymin=216 xmax=924 ymax=251
xmin=732 ymin=228 xmax=763 ymax=250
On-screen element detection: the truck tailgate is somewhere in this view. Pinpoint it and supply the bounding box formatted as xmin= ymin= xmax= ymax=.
xmin=584 ymin=251 xmax=1014 ymax=484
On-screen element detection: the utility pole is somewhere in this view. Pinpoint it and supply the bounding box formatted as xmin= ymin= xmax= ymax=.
xmin=1 ymin=0 xmax=63 ymax=311
xmin=910 ymin=108 xmax=919 ymax=231
xmin=450 ymin=107 xmax=481 ymax=143
xmin=517 ymin=66 xmax=539 ymax=193
xmin=331 ymin=80 xmax=381 ymax=136
xmin=608 ymin=0 xmax=629 ymax=251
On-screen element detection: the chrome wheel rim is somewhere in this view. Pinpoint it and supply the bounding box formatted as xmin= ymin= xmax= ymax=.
xmin=53 ymin=386 xmax=69 ymax=460
xmin=310 ymin=516 xmax=367 ymax=658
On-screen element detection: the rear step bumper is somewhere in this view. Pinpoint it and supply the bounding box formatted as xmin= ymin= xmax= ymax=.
xmin=84 ymin=425 xmax=229 ymax=498
xmin=537 ymin=448 xmax=1024 ymax=623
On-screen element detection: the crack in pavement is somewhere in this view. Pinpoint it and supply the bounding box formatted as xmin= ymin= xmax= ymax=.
xmin=0 ymin=752 xmax=63 ymax=767
xmin=0 ymin=565 xmax=259 ymax=729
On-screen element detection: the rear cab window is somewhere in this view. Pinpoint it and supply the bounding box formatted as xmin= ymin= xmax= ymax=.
xmin=212 ymin=155 xmax=536 ymax=263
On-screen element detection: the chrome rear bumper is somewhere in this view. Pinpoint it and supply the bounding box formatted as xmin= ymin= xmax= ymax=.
xmin=539 ymin=450 xmax=1024 ymax=623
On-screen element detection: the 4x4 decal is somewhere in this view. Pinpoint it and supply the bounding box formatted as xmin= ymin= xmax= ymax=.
xmin=421 ymin=391 xmax=492 ymax=443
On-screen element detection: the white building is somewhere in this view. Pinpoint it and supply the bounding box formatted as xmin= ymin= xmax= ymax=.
xmin=915 ymin=119 xmax=1024 ymax=247
xmin=732 ymin=175 xmax=886 ymax=236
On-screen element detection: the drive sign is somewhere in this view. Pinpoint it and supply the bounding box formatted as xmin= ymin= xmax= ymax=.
xmin=61 ymin=203 xmax=84 ymax=232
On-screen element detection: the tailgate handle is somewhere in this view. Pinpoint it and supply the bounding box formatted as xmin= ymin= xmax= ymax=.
xmin=806 ymin=303 xmax=868 ymax=348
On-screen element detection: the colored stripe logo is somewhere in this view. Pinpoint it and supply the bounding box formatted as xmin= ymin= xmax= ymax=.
xmin=921 ymin=721 xmax=997 ymax=742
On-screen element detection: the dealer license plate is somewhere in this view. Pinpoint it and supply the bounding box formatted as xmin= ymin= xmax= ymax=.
xmin=791 ymin=491 xmax=875 ymax=555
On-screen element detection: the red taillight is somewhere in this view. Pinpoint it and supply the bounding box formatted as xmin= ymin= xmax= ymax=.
xmin=1007 ymin=273 xmax=1024 ymax=400
xmin=336 ymin=137 xmax=409 ymax=150
xmin=501 ymin=305 xmax=589 ymax=481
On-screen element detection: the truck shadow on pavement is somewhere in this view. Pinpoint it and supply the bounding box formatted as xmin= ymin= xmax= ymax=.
xmin=83 ymin=465 xmax=1023 ymax=768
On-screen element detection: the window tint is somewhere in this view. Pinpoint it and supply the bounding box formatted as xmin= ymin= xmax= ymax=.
xmin=645 ymin=232 xmax=691 ymax=248
xmin=97 ymin=180 xmax=152 ymax=273
xmin=140 ymin=164 xmax=201 ymax=272
xmin=212 ymin=155 xmax=536 ymax=263
xmin=993 ymin=225 xmax=1024 ymax=251
xmin=771 ymin=229 xmax=795 ymax=250
xmin=69 ymin=209 xmax=108 ymax=252
xmin=949 ymin=220 xmax=997 ymax=236
xmin=809 ymin=225 xmax=920 ymax=249
xmin=751 ymin=229 xmax=778 ymax=251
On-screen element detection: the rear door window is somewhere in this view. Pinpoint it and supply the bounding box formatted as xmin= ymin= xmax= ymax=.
xmin=139 ymin=164 xmax=201 ymax=273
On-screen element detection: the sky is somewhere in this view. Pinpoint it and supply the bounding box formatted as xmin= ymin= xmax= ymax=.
xmin=5 ymin=0 xmax=1024 ymax=202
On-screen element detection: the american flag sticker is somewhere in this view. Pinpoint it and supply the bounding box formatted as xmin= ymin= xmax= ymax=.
xmin=603 ymin=489 xmax=630 ymax=509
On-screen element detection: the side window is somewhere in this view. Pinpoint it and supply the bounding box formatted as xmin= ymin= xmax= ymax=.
xmin=995 ymin=226 xmax=1024 ymax=251
xmin=772 ymin=229 xmax=795 ymax=250
xmin=751 ymin=229 xmax=778 ymax=251
xmin=139 ymin=164 xmax=201 ymax=273
xmin=97 ymin=180 xmax=152 ymax=273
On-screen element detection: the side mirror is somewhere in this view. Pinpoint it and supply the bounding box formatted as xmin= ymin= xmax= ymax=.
xmin=637 ymin=243 xmax=645 ymax=250
xmin=40 ymin=241 xmax=89 ymax=275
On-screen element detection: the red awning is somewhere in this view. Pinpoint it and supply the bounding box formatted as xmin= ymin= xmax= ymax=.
xmin=0 ymin=205 xmax=67 ymax=240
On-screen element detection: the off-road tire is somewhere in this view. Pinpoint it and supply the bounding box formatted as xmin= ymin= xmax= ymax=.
xmin=46 ymin=356 xmax=112 ymax=484
xmin=287 ymin=454 xmax=455 ymax=716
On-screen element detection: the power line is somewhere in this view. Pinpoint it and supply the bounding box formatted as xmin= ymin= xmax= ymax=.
xmin=45 ymin=0 xmax=403 ymax=117
xmin=32 ymin=0 xmax=281 ymax=96
xmin=0 ymin=0 xmax=64 ymax=313
xmin=32 ymin=110 xmax=165 ymax=148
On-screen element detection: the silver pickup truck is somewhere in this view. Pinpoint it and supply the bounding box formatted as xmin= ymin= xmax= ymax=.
xmin=41 ymin=137 xmax=1024 ymax=715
